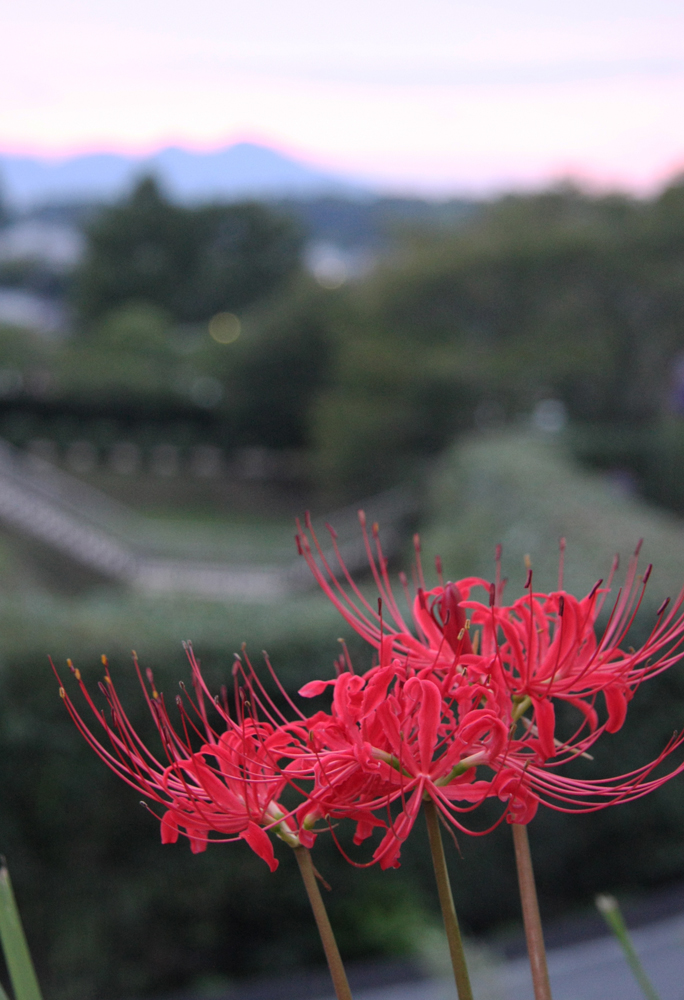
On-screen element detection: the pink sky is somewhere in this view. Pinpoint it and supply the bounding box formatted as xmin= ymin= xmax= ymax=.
xmin=3 ymin=0 xmax=684 ymax=195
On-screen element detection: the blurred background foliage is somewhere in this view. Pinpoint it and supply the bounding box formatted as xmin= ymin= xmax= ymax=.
xmin=4 ymin=177 xmax=684 ymax=496
xmin=2 ymin=175 xmax=684 ymax=996
xmin=72 ymin=176 xmax=304 ymax=325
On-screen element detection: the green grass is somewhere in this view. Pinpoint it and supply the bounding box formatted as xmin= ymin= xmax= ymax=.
xmin=120 ymin=509 xmax=300 ymax=564
xmin=0 ymin=506 xmax=343 ymax=681
xmin=419 ymin=428 xmax=684 ymax=608
xmin=0 ymin=585 xmax=347 ymax=677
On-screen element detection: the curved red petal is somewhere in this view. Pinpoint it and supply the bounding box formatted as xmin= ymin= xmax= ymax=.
xmin=240 ymin=821 xmax=279 ymax=872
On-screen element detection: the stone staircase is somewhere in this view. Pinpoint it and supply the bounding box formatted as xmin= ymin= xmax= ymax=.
xmin=0 ymin=441 xmax=417 ymax=601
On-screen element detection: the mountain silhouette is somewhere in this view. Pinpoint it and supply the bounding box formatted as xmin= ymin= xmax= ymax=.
xmin=0 ymin=142 xmax=368 ymax=208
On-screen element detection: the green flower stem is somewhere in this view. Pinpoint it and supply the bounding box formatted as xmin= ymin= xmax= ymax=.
xmin=423 ymin=797 xmax=474 ymax=1000
xmin=294 ymin=846 xmax=353 ymax=1000
xmin=596 ymin=894 xmax=661 ymax=1000
xmin=511 ymin=823 xmax=553 ymax=1000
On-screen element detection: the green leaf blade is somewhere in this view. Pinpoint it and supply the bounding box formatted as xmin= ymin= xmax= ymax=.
xmin=0 ymin=864 xmax=43 ymax=1000
xmin=596 ymin=894 xmax=661 ymax=1000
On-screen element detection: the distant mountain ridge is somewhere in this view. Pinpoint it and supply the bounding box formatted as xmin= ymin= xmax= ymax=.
xmin=0 ymin=142 xmax=369 ymax=208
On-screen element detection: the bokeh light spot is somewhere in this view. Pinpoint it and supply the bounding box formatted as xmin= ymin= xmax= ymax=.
xmin=209 ymin=312 xmax=241 ymax=344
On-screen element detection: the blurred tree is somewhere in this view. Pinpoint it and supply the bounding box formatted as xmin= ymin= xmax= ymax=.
xmin=72 ymin=177 xmax=304 ymax=326
xmin=56 ymin=301 xmax=179 ymax=404
xmin=224 ymin=279 xmax=337 ymax=450
xmin=0 ymin=325 xmax=53 ymax=371
xmin=312 ymin=326 xmax=477 ymax=496
xmin=307 ymin=182 xmax=684 ymax=497
xmin=92 ymin=300 xmax=171 ymax=354
xmin=7 ymin=179 xmax=684 ymax=507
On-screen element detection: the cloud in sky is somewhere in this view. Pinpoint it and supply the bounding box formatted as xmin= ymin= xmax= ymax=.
xmin=3 ymin=0 xmax=684 ymax=194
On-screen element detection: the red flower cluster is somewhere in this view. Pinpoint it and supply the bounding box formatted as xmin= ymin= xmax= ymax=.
xmin=291 ymin=516 xmax=684 ymax=859
xmin=57 ymin=517 xmax=684 ymax=872
xmin=57 ymin=654 xmax=308 ymax=870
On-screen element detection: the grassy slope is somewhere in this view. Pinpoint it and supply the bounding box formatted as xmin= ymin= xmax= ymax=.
xmin=420 ymin=428 xmax=684 ymax=607
xmin=0 ymin=526 xmax=343 ymax=693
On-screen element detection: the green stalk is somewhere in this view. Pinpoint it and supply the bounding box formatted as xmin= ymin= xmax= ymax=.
xmin=511 ymin=824 xmax=553 ymax=1000
xmin=294 ymin=846 xmax=352 ymax=1000
xmin=423 ymin=797 xmax=474 ymax=1000
xmin=0 ymin=863 xmax=43 ymax=1000
xmin=596 ymin=894 xmax=660 ymax=1000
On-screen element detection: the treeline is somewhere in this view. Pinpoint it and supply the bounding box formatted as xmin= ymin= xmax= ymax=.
xmin=3 ymin=177 xmax=684 ymax=503
xmin=306 ymin=181 xmax=684 ymax=495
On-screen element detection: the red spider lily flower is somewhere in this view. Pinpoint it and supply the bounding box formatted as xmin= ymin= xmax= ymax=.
xmin=462 ymin=541 xmax=684 ymax=749
xmin=53 ymin=647 xmax=310 ymax=870
xmin=293 ymin=665 xmax=509 ymax=868
xmin=294 ymin=653 xmax=684 ymax=853
xmin=292 ymin=515 xmax=684 ymax=847
xmin=492 ymin=728 xmax=684 ymax=825
xmin=55 ymin=516 xmax=684 ymax=877
xmin=296 ymin=517 xmax=684 ymax=758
